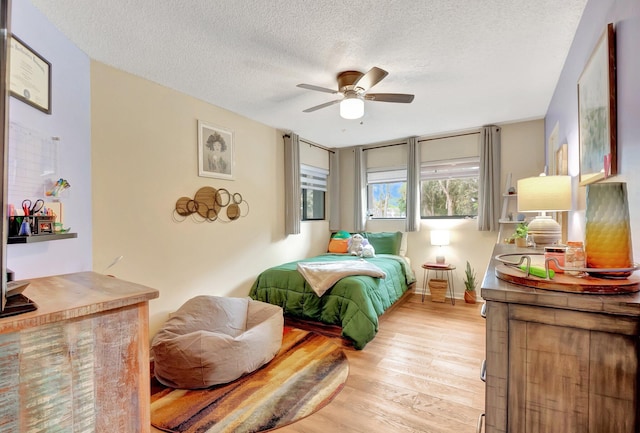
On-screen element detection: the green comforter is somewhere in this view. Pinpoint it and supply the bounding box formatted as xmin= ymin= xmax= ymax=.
xmin=249 ymin=254 xmax=416 ymax=349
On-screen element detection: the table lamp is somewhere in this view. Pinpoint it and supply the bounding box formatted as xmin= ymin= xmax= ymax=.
xmin=430 ymin=230 xmax=450 ymax=264
xmin=517 ymin=175 xmax=571 ymax=246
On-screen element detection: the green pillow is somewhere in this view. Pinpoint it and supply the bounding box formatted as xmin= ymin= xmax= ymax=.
xmin=361 ymin=232 xmax=403 ymax=255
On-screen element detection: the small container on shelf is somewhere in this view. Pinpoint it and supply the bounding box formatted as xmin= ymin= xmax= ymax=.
xmin=31 ymin=215 xmax=55 ymax=235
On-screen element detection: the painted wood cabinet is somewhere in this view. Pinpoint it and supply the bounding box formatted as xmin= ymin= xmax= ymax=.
xmin=481 ymin=245 xmax=640 ymax=433
xmin=0 ymin=272 xmax=158 ymax=432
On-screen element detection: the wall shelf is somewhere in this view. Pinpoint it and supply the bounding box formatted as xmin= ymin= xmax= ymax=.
xmin=8 ymin=233 xmax=77 ymax=244
xmin=498 ymin=192 xmax=519 ymax=242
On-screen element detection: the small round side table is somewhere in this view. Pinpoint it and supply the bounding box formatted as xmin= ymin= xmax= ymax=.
xmin=421 ymin=263 xmax=456 ymax=305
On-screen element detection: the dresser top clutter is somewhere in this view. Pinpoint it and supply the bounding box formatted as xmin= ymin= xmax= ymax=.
xmin=481 ymin=243 xmax=640 ymax=317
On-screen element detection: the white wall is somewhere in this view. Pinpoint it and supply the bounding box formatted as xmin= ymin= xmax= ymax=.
xmin=90 ymin=63 xmax=328 ymax=336
xmin=7 ymin=1 xmax=92 ymax=278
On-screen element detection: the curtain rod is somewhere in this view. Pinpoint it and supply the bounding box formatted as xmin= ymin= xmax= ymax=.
xmin=304 ymin=141 xmax=335 ymax=154
xmin=363 ymin=141 xmax=407 ymax=151
xmin=417 ymin=131 xmax=480 ymax=143
xmin=363 ymin=130 xmax=483 ymax=151
xmin=282 ymin=134 xmax=335 ymax=154
xmin=286 ymin=128 xmax=488 ymax=152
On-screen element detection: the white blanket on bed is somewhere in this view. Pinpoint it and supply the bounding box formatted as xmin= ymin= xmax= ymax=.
xmin=297 ymin=260 xmax=386 ymax=297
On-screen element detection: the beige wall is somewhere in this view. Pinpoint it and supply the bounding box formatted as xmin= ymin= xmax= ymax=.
xmin=91 ymin=62 xmax=329 ymax=336
xmin=500 ymin=119 xmax=546 ymax=188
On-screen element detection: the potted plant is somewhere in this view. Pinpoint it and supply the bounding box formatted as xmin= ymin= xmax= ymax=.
xmin=463 ymin=261 xmax=478 ymax=304
xmin=511 ymin=222 xmax=528 ymax=247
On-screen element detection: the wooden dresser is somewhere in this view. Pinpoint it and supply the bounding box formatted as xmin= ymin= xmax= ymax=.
xmin=481 ymin=244 xmax=640 ymax=433
xmin=0 ymin=272 xmax=159 ymax=433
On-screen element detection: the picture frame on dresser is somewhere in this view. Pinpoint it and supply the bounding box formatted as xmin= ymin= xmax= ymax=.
xmin=577 ymin=23 xmax=616 ymax=186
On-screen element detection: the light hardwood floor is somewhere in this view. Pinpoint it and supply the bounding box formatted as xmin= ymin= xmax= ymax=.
xmin=151 ymin=292 xmax=486 ymax=433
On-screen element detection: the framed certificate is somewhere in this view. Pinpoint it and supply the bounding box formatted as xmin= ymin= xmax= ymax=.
xmin=9 ymin=35 xmax=51 ymax=114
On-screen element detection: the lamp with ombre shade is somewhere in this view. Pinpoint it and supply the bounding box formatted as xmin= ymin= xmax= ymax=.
xmin=517 ymin=175 xmax=572 ymax=247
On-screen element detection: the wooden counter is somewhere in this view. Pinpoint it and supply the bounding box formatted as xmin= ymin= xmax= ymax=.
xmin=481 ymin=244 xmax=640 ymax=433
xmin=0 ymin=272 xmax=159 ymax=433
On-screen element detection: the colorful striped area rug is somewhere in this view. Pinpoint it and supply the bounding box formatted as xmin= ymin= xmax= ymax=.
xmin=150 ymin=327 xmax=349 ymax=433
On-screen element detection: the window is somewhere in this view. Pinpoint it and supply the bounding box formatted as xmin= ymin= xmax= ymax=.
xmin=300 ymin=164 xmax=328 ymax=221
xmin=302 ymin=189 xmax=325 ymax=220
xmin=420 ymin=158 xmax=479 ymax=218
xmin=367 ymin=168 xmax=407 ymax=219
xmin=363 ymin=133 xmax=480 ymax=220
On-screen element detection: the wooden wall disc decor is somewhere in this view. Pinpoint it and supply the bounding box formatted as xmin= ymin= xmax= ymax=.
xmin=215 ymin=188 xmax=230 ymax=207
xmin=227 ymin=203 xmax=240 ymax=220
xmin=175 ymin=197 xmax=192 ymax=216
xmin=206 ymin=207 xmax=218 ymax=221
xmin=186 ymin=200 xmax=198 ymax=213
xmin=174 ymin=187 xmax=248 ymax=223
xmin=194 ymin=186 xmax=220 ymax=218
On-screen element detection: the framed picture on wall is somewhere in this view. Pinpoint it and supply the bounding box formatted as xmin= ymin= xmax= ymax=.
xmin=197 ymin=120 xmax=234 ymax=180
xmin=9 ymin=36 xmax=51 ymax=114
xmin=577 ymin=23 xmax=616 ymax=186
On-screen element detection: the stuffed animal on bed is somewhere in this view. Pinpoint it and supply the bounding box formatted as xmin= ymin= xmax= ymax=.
xmin=348 ymin=233 xmax=375 ymax=258
xmin=361 ymin=243 xmax=375 ymax=258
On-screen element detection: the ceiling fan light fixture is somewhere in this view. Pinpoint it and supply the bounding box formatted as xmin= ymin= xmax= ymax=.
xmin=340 ymin=94 xmax=364 ymax=119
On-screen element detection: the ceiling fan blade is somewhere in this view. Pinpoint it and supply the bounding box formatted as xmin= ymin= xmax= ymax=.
xmin=353 ymin=67 xmax=388 ymax=91
xmin=297 ymin=83 xmax=338 ymax=94
xmin=302 ymin=99 xmax=341 ymax=113
xmin=365 ymin=93 xmax=415 ymax=103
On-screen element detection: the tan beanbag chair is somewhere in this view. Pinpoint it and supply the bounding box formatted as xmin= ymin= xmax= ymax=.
xmin=151 ymin=295 xmax=283 ymax=389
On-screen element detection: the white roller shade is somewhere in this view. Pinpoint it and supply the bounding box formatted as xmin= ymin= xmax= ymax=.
xmin=301 ymin=164 xmax=329 ymax=191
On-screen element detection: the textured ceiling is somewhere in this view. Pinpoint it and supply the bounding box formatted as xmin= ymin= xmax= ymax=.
xmin=28 ymin=0 xmax=587 ymax=148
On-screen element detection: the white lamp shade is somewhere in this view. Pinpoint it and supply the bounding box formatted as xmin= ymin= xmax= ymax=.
xmin=340 ymin=96 xmax=364 ymax=119
xmin=517 ymin=175 xmax=572 ymax=212
xmin=430 ymin=230 xmax=450 ymax=246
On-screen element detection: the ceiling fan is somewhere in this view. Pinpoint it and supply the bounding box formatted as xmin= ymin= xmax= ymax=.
xmin=297 ymin=67 xmax=415 ymax=119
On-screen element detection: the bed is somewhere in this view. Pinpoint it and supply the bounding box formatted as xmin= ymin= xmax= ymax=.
xmin=249 ymin=232 xmax=416 ymax=349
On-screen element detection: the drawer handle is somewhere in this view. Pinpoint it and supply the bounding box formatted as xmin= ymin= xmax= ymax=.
xmin=480 ymin=302 xmax=487 ymax=318
xmin=476 ymin=413 xmax=485 ymax=433
xmin=480 ymin=359 xmax=486 ymax=382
